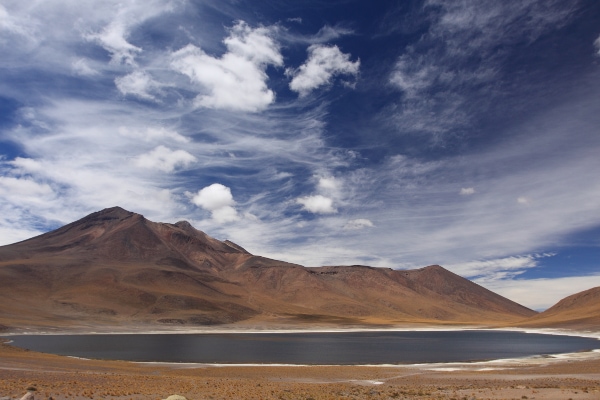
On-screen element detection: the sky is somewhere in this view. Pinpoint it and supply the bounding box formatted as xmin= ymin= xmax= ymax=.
xmin=1 ymin=0 xmax=600 ymax=310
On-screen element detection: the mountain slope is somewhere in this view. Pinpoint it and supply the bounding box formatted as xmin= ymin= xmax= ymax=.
xmin=518 ymin=286 xmax=600 ymax=329
xmin=0 ymin=207 xmax=536 ymax=330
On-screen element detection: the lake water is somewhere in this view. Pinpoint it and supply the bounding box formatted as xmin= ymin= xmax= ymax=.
xmin=6 ymin=330 xmax=599 ymax=365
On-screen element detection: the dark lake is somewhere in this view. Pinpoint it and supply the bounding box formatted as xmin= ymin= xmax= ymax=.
xmin=6 ymin=330 xmax=599 ymax=365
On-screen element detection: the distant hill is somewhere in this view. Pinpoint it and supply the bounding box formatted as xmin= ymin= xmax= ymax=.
xmin=516 ymin=286 xmax=600 ymax=329
xmin=0 ymin=207 xmax=536 ymax=330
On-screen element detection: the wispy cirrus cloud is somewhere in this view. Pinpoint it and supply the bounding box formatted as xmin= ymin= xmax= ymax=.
xmin=388 ymin=0 xmax=580 ymax=141
xmin=344 ymin=219 xmax=374 ymax=230
xmin=282 ymin=23 xmax=356 ymax=44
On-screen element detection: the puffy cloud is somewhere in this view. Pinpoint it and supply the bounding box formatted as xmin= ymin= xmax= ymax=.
xmin=192 ymin=183 xmax=239 ymax=223
xmin=344 ymin=219 xmax=374 ymax=230
xmin=460 ymin=187 xmax=475 ymax=195
xmin=297 ymin=194 xmax=337 ymax=214
xmin=288 ymin=44 xmax=360 ymax=96
xmin=171 ymin=21 xmax=282 ymax=112
xmin=134 ymin=146 xmax=196 ymax=172
xmin=294 ymin=176 xmax=344 ymax=216
xmin=115 ymin=70 xmax=160 ymax=100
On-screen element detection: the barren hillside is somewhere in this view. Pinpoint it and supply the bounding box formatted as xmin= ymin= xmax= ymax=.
xmin=516 ymin=286 xmax=600 ymax=329
xmin=0 ymin=207 xmax=537 ymax=330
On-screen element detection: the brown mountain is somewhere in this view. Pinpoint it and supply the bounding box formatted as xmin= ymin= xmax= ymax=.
xmin=0 ymin=207 xmax=536 ymax=330
xmin=516 ymin=286 xmax=600 ymax=329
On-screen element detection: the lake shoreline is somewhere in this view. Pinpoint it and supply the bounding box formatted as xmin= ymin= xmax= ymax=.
xmin=3 ymin=326 xmax=600 ymax=368
xmin=1 ymin=334 xmax=600 ymax=400
xmin=4 ymin=323 xmax=600 ymax=338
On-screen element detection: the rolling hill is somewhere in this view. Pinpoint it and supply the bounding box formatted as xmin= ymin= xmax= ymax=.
xmin=516 ymin=286 xmax=600 ymax=329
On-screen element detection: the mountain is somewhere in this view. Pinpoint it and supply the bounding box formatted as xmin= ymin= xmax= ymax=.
xmin=516 ymin=286 xmax=600 ymax=329
xmin=0 ymin=207 xmax=536 ymax=330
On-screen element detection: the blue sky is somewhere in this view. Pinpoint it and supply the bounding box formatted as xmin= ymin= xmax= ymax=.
xmin=1 ymin=0 xmax=600 ymax=310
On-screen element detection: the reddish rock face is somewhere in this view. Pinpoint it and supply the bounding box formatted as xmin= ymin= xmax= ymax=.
xmin=0 ymin=207 xmax=538 ymax=330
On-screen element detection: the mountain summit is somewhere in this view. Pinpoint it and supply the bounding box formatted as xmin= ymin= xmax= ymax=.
xmin=0 ymin=207 xmax=536 ymax=330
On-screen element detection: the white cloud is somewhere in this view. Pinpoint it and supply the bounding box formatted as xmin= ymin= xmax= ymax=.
xmin=445 ymin=254 xmax=552 ymax=281
xmin=0 ymin=4 xmax=30 ymax=38
xmin=81 ymin=0 xmax=177 ymax=67
xmin=0 ymin=101 xmax=189 ymax=225
xmin=297 ymin=194 xmax=337 ymax=214
xmin=71 ymin=58 xmax=100 ymax=77
xmin=192 ymin=184 xmax=235 ymax=210
xmin=115 ymin=70 xmax=160 ymax=100
xmin=389 ymin=58 xmax=437 ymax=98
xmin=344 ymin=218 xmax=374 ymax=230
xmin=288 ymin=44 xmax=360 ymax=96
xmin=312 ymin=25 xmax=355 ymax=43
xmin=0 ymin=176 xmax=54 ymax=205
xmin=118 ymin=126 xmax=189 ymax=143
xmin=8 ymin=157 xmax=44 ymax=174
xmin=318 ymin=176 xmax=341 ymax=192
xmin=460 ymin=187 xmax=475 ymax=195
xmin=595 ymin=35 xmax=600 ymax=55
xmin=171 ymin=21 xmax=282 ymax=112
xmin=211 ymin=206 xmax=240 ymax=224
xmin=134 ymin=146 xmax=196 ymax=172
xmin=88 ymin=19 xmax=142 ymax=66
xmin=517 ymin=196 xmax=530 ymax=204
xmin=192 ymin=183 xmax=239 ymax=223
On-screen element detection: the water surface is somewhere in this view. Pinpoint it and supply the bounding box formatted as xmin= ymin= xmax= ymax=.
xmin=7 ymin=330 xmax=599 ymax=365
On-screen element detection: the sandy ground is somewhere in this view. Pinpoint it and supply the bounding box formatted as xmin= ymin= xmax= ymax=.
xmin=1 ymin=330 xmax=600 ymax=400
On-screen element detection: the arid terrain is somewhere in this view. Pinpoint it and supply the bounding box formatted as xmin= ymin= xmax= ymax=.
xmin=1 ymin=207 xmax=600 ymax=399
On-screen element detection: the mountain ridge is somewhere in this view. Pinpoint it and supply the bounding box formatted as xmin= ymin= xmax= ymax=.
xmin=0 ymin=207 xmax=542 ymax=330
